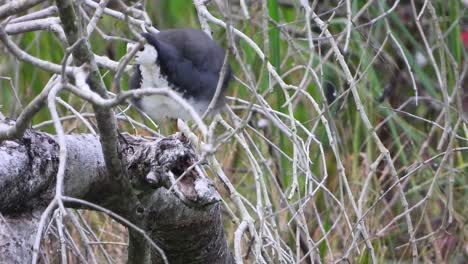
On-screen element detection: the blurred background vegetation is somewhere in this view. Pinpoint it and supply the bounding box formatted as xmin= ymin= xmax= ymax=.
xmin=1 ymin=0 xmax=467 ymax=263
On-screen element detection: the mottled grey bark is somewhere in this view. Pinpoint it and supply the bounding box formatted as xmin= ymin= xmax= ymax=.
xmin=145 ymin=190 xmax=231 ymax=264
xmin=0 ymin=126 xmax=234 ymax=264
xmin=0 ymin=211 xmax=41 ymax=263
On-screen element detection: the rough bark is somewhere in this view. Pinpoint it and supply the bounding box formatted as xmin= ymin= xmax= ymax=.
xmin=0 ymin=124 xmax=233 ymax=264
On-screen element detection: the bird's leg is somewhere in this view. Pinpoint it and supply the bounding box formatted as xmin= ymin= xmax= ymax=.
xmin=176 ymin=119 xmax=202 ymax=149
xmin=172 ymin=118 xmax=179 ymax=133
xmin=173 ymin=119 xmax=198 ymax=141
xmin=158 ymin=118 xmax=178 ymax=135
xmin=117 ymin=129 xmax=129 ymax=146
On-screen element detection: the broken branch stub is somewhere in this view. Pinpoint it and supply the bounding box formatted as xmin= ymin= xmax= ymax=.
xmin=126 ymin=133 xmax=220 ymax=207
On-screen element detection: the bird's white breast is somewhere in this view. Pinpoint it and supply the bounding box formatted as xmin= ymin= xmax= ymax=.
xmin=138 ymin=64 xmax=207 ymax=121
xmin=139 ymin=63 xmax=169 ymax=89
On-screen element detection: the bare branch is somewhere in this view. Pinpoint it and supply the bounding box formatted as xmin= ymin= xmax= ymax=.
xmin=0 ymin=21 xmax=74 ymax=75
xmin=55 ymin=0 xmax=128 ymax=183
xmin=0 ymin=0 xmax=46 ymax=20
xmin=9 ymin=5 xmax=57 ymax=23
xmin=0 ymin=76 xmax=58 ymax=141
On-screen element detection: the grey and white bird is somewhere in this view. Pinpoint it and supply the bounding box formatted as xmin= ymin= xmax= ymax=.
xmin=127 ymin=28 xmax=232 ymax=121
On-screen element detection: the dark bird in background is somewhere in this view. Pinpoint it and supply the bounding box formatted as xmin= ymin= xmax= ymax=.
xmin=128 ymin=28 xmax=232 ymax=121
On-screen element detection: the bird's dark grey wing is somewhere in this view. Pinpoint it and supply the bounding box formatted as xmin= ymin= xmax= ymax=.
xmin=142 ymin=33 xmax=204 ymax=97
xmin=129 ymin=65 xmax=142 ymax=90
xmin=128 ymin=65 xmax=142 ymax=108
xmin=156 ymin=28 xmax=225 ymax=73
xmin=142 ymin=30 xmax=232 ymax=102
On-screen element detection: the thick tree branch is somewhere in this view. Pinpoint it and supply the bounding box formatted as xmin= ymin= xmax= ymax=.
xmin=0 ymin=127 xmax=232 ymax=263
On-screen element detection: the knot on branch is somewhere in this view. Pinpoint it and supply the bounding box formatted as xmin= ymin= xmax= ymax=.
xmin=0 ymin=122 xmax=58 ymax=213
xmin=126 ymin=133 xmax=220 ymax=208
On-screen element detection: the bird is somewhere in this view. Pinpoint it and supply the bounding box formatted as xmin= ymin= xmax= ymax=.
xmin=127 ymin=28 xmax=232 ymax=122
